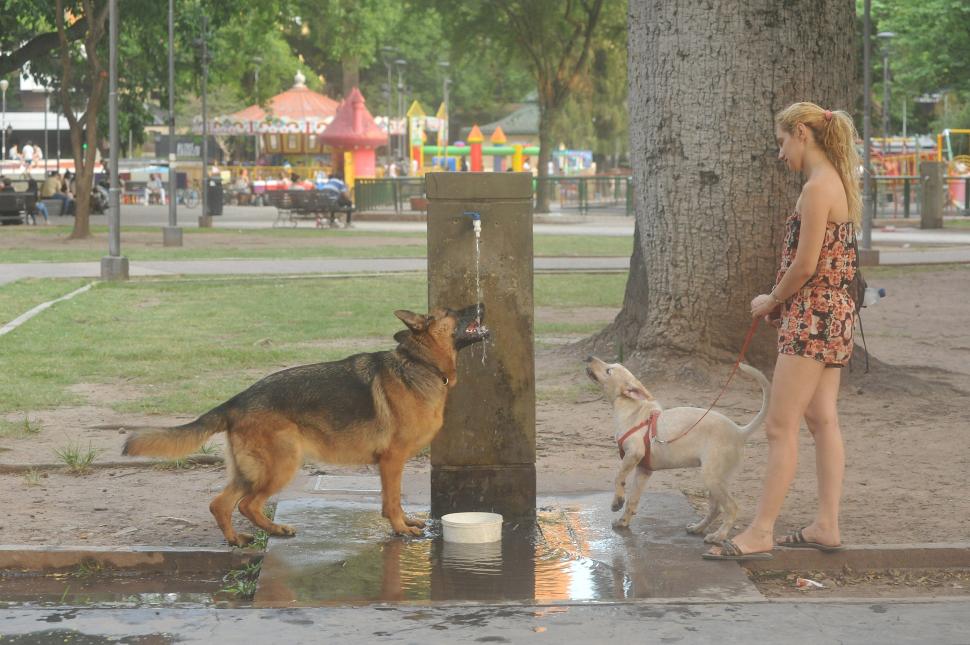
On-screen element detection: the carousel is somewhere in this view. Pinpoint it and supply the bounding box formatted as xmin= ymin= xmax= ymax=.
xmin=206 ymin=71 xmax=388 ymax=187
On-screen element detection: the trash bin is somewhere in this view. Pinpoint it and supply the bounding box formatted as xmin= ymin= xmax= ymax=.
xmin=206 ymin=177 xmax=223 ymax=216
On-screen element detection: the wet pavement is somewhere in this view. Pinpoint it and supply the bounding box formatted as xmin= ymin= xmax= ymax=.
xmin=1 ymin=601 xmax=968 ymax=643
xmin=253 ymin=479 xmax=758 ymax=605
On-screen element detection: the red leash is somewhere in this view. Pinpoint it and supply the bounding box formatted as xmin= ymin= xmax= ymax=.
xmin=656 ymin=317 xmax=761 ymax=446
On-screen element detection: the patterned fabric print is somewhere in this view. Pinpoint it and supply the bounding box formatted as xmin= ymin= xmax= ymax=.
xmin=774 ymin=211 xmax=857 ymax=367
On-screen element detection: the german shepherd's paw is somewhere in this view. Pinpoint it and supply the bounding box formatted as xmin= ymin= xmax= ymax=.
xmin=404 ymin=516 xmax=426 ymax=529
xmin=270 ymin=523 xmax=297 ymax=537
xmin=611 ymin=496 xmax=625 ymax=512
xmin=229 ymin=532 xmax=254 ymax=547
xmin=392 ymin=523 xmax=425 ymax=537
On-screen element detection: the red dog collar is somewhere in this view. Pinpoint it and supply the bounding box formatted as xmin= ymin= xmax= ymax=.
xmin=617 ymin=410 xmax=661 ymax=472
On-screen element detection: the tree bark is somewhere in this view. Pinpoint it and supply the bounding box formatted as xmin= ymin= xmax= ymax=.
xmin=341 ymin=56 xmax=360 ymax=97
xmin=57 ymin=0 xmax=108 ymax=240
xmin=596 ymin=0 xmax=856 ymax=368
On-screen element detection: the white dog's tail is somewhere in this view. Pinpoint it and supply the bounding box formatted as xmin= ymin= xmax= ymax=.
xmin=738 ymin=363 xmax=770 ymax=440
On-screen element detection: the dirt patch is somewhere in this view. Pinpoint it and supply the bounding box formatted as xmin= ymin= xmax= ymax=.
xmin=0 ymin=267 xmax=968 ymax=560
xmin=749 ymin=567 xmax=970 ymax=598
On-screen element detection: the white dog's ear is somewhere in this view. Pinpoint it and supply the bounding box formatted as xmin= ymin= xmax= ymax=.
xmin=623 ymin=386 xmax=651 ymax=401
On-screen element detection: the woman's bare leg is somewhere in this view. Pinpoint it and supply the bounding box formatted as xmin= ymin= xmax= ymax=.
xmin=786 ymin=366 xmax=844 ymax=546
xmin=707 ymin=353 xmax=825 ymax=555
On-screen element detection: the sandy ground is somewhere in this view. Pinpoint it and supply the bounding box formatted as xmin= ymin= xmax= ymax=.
xmin=1 ymin=265 xmax=968 ymax=551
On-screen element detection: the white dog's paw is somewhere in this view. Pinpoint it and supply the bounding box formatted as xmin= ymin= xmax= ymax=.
xmin=685 ymin=523 xmax=705 ymax=535
xmin=611 ymin=518 xmax=630 ymax=531
xmin=704 ymin=531 xmax=728 ymax=544
xmin=611 ymin=496 xmax=625 ymax=512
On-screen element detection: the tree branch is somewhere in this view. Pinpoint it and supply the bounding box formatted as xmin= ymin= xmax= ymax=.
xmin=0 ymin=17 xmax=89 ymax=77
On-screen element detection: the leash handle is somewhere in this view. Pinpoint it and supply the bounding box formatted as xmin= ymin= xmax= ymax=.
xmin=656 ymin=317 xmax=761 ymax=445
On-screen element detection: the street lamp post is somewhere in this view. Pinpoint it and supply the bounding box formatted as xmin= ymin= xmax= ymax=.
xmin=878 ymin=31 xmax=895 ymax=142
xmin=101 ymin=0 xmax=129 ymax=280
xmin=862 ymin=0 xmax=874 ymax=252
xmin=253 ymin=56 xmax=262 ymax=164
xmin=164 ymin=0 xmax=182 ymax=246
xmin=380 ymin=47 xmax=396 ymax=164
xmin=395 ymin=59 xmax=406 ymax=163
xmin=1 ymin=79 xmax=8 ymax=163
xmin=438 ymin=60 xmax=450 ymax=170
xmin=195 ymin=15 xmax=210 ymax=225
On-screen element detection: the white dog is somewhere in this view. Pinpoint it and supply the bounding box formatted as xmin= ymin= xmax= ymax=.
xmin=585 ymin=356 xmax=770 ymax=542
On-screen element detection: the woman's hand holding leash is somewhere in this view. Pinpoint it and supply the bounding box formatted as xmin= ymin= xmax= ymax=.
xmin=751 ymin=293 xmax=781 ymax=319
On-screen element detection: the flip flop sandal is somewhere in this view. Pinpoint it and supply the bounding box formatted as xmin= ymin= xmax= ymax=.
xmin=777 ymin=528 xmax=844 ymax=553
xmin=701 ymin=538 xmax=774 ymax=561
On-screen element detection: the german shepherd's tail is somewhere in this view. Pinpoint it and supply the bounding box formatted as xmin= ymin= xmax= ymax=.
xmin=122 ymin=408 xmax=228 ymax=458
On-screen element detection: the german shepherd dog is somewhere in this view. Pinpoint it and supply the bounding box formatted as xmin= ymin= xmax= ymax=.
xmin=123 ymin=305 xmax=489 ymax=545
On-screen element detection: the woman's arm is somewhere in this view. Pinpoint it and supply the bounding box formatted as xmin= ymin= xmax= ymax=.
xmin=751 ymin=181 xmax=831 ymax=318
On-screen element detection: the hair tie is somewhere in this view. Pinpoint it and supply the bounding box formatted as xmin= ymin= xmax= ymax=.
xmin=824 ymin=110 xmax=833 ymax=122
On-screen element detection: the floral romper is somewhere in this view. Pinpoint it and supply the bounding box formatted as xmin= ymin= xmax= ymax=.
xmin=772 ymin=211 xmax=857 ymax=367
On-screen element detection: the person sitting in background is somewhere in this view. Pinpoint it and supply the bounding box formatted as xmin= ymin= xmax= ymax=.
xmin=318 ymin=171 xmax=353 ymax=228
xmin=1 ymin=177 xmax=14 ymax=192
xmin=58 ymin=172 xmax=76 ymax=215
xmin=41 ymin=171 xmax=60 ymax=199
xmin=144 ymin=172 xmax=166 ymax=205
xmin=25 ymin=177 xmax=49 ymax=224
xmin=21 ymin=141 xmax=34 ymax=170
xmin=231 ymin=169 xmax=251 ymax=204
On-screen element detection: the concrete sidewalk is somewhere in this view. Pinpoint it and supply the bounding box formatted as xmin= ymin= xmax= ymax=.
xmin=2 ymin=246 xmax=968 ymax=287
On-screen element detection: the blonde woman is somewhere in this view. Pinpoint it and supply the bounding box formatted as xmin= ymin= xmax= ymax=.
xmin=705 ymin=102 xmax=861 ymax=561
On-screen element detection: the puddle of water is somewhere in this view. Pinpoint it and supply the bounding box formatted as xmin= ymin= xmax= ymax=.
xmin=259 ymin=506 xmax=633 ymax=604
xmin=0 ymin=570 xmax=245 ymax=608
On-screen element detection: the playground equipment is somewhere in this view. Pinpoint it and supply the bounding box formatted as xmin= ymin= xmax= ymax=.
xmin=937 ymin=129 xmax=970 ymax=209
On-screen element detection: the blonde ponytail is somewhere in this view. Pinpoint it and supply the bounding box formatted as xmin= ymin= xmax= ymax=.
xmin=776 ymin=102 xmax=862 ymax=226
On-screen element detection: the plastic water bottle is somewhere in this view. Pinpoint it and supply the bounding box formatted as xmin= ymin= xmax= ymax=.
xmin=862 ymin=287 xmax=886 ymax=307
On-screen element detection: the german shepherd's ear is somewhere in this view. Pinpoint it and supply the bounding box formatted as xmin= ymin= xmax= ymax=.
xmin=393 ymin=329 xmax=411 ymax=343
xmin=394 ymin=310 xmax=428 ymax=332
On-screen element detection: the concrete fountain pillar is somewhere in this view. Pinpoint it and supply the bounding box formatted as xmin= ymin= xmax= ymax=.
xmin=426 ymin=172 xmax=536 ymax=519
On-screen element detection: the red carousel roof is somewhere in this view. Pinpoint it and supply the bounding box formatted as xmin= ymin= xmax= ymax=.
xmin=318 ymin=87 xmax=388 ymax=149
xmin=231 ymin=71 xmax=339 ymax=124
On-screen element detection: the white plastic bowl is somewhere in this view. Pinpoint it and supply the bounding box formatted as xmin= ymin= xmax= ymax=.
xmin=441 ymin=512 xmax=503 ymax=543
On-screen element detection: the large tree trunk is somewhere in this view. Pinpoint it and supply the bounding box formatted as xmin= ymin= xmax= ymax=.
xmin=57 ymin=0 xmax=108 ymax=241
xmin=535 ymin=102 xmax=554 ymax=213
xmin=596 ymin=0 xmax=855 ymax=369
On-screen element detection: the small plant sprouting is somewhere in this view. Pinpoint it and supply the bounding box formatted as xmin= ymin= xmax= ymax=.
xmin=71 ymin=559 xmax=104 ymax=579
xmin=54 ymin=441 xmax=100 ymax=474
xmin=197 ymin=442 xmax=220 ymax=456
xmin=23 ymin=469 xmax=42 ymax=487
xmin=0 ymin=415 xmax=41 ymax=438
xmin=219 ymin=560 xmax=262 ymax=599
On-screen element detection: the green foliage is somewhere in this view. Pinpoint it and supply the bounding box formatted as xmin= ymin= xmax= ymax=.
xmin=863 ymin=0 xmax=970 ymax=132
xmin=0 ymin=415 xmax=41 ymax=438
xmin=54 ymin=440 xmax=100 ymax=474
xmin=219 ymin=560 xmax=262 ymax=598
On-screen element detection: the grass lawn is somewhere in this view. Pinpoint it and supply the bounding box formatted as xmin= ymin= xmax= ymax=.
xmin=0 ymin=226 xmax=632 ymax=262
xmin=0 ymin=273 xmax=625 ymax=416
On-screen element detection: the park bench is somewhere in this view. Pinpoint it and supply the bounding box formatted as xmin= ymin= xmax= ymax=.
xmin=0 ymin=191 xmax=37 ymax=225
xmin=269 ymin=189 xmax=354 ymax=228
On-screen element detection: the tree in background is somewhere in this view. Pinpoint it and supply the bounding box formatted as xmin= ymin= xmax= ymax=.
xmin=283 ymin=0 xmax=403 ymax=98
xmin=54 ymin=0 xmax=108 ymax=240
xmin=552 ymin=1 xmax=628 ymax=170
xmin=597 ymin=0 xmax=856 ymax=370
xmin=439 ymin=0 xmax=607 ymax=211
xmin=866 ymin=0 xmax=970 ymax=134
